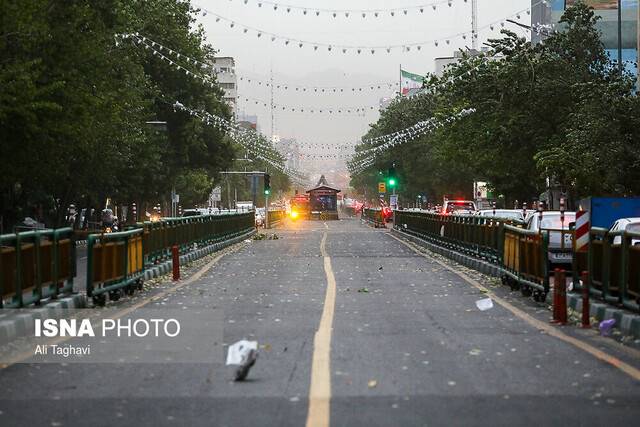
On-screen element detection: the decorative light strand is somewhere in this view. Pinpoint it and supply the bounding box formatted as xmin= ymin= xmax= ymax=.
xmin=201 ymin=4 xmax=537 ymax=54
xmin=201 ymin=0 xmax=464 ymax=18
xmin=347 ymin=108 xmax=476 ymax=173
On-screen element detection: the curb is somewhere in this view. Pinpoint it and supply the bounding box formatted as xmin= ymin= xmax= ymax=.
xmin=391 ymin=228 xmax=640 ymax=340
xmin=0 ymin=230 xmax=255 ymax=346
xmin=566 ymin=293 xmax=640 ymax=338
xmin=0 ymin=294 xmax=86 ymax=346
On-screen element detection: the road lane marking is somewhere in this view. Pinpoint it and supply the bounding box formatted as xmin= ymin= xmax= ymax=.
xmin=0 ymin=241 xmax=246 ymax=369
xmin=306 ymin=232 xmax=336 ymax=427
xmin=388 ymin=232 xmax=640 ymax=381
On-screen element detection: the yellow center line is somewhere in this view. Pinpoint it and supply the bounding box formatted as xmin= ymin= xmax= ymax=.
xmin=306 ymin=232 xmax=337 ymax=427
xmin=388 ymin=232 xmax=640 ymax=381
xmin=0 ymin=242 xmax=244 ymax=369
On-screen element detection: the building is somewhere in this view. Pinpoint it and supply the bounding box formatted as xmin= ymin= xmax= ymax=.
xmin=212 ymin=57 xmax=237 ymax=116
xmin=532 ymin=0 xmax=638 ymax=77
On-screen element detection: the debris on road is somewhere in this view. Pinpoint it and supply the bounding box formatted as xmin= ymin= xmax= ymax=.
xmin=475 ymin=298 xmax=494 ymax=311
xmin=253 ymin=233 xmax=280 ymax=241
xmin=226 ymin=340 xmax=259 ymax=381
xmin=357 ymin=287 xmax=370 ymax=293
xmin=599 ymin=319 xmax=616 ymax=336
xmin=368 ymin=380 xmax=378 ymax=389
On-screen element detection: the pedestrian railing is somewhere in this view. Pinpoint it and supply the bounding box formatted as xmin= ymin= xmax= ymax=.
xmin=585 ymin=228 xmax=640 ymax=312
xmin=87 ymin=212 xmax=255 ymax=305
xmin=140 ymin=213 xmax=254 ymax=264
xmin=395 ymin=211 xmax=550 ymax=299
xmin=268 ymin=210 xmax=286 ymax=226
xmin=87 ymin=228 xmax=144 ymax=306
xmin=0 ymin=228 xmax=75 ymax=308
xmin=363 ymin=208 xmax=385 ymax=227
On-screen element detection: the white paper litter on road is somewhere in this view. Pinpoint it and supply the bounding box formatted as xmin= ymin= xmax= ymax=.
xmin=475 ymin=298 xmax=494 ymax=311
xmin=226 ymin=340 xmax=258 ymax=365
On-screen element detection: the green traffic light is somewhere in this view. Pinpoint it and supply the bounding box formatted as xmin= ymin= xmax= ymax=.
xmin=264 ymin=190 xmax=271 ymax=195
xmin=388 ymin=178 xmax=396 ymax=187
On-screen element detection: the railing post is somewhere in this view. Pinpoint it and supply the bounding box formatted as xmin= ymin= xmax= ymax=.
xmin=581 ymin=271 xmax=591 ymax=328
xmin=172 ymin=245 xmax=180 ymax=281
xmin=552 ymin=268 xmax=560 ymax=323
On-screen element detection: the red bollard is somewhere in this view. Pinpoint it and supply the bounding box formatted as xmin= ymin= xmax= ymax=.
xmin=172 ymin=245 xmax=180 ymax=281
xmin=581 ymin=271 xmax=591 ymax=328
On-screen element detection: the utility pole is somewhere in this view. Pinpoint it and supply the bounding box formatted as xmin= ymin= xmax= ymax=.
xmin=472 ymin=0 xmax=478 ymax=51
xmin=618 ymin=0 xmax=623 ymax=74
xmin=270 ymin=66 xmax=275 ymax=141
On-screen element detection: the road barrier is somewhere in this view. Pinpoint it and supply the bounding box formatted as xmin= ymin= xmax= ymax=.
xmin=0 ymin=228 xmax=75 ymax=308
xmin=585 ymin=227 xmax=640 ymax=312
xmin=87 ymin=228 xmax=144 ymax=306
xmin=394 ymin=211 xmax=550 ymax=300
xmin=267 ymin=210 xmax=286 ymax=227
xmin=363 ymin=208 xmax=385 ymax=228
xmin=87 ymin=212 xmax=254 ymax=306
xmin=140 ymin=213 xmax=254 ymax=264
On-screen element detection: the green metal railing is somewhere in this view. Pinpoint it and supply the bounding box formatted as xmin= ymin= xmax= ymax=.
xmin=363 ymin=208 xmax=385 ymax=227
xmin=394 ymin=211 xmax=549 ymax=299
xmin=140 ymin=212 xmax=254 ymax=265
xmin=0 ymin=228 xmax=75 ymax=308
xmin=268 ymin=210 xmax=286 ymax=226
xmin=86 ymin=228 xmax=144 ymax=306
xmin=585 ymin=228 xmax=640 ymax=312
xmin=87 ymin=212 xmax=255 ymax=305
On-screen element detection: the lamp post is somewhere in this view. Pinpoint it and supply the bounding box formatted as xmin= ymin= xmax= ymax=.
xmin=618 ymin=0 xmax=623 ymax=74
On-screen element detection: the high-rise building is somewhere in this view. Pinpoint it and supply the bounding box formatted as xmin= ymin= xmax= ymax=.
xmin=212 ymin=57 xmax=237 ymax=116
xmin=532 ymin=1 xmax=638 ymax=76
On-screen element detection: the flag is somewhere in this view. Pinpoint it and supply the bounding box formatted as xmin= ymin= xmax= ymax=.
xmin=401 ymin=69 xmax=424 ymax=95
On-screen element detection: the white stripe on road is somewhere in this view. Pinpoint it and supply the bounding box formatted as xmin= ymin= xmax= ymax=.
xmin=306 ymin=232 xmax=336 ymax=427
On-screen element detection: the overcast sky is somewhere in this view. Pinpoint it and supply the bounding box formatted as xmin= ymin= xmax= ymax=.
xmin=195 ymin=0 xmax=530 ymax=172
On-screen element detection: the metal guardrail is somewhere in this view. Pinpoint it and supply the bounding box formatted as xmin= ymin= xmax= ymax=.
xmin=0 ymin=228 xmax=75 ymax=308
xmin=583 ymin=227 xmax=640 ymax=312
xmin=267 ymin=210 xmax=286 ymax=226
xmin=87 ymin=212 xmax=255 ymax=306
xmin=394 ymin=211 xmax=549 ymax=300
xmin=140 ymin=213 xmax=254 ymax=264
xmin=362 ymin=208 xmax=385 ymax=227
xmin=87 ymin=228 xmax=144 ymax=306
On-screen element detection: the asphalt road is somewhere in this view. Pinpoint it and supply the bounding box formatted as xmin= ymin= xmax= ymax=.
xmin=0 ymin=218 xmax=639 ymax=426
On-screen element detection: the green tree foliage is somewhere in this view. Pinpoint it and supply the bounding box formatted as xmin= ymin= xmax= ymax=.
xmin=350 ymin=2 xmax=640 ymax=206
xmin=0 ymin=0 xmax=290 ymax=229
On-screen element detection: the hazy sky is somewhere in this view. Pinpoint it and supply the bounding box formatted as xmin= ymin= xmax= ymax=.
xmin=195 ymin=0 xmax=530 ymax=168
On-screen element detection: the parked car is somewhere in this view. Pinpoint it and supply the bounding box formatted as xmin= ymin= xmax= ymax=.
xmin=609 ymin=217 xmax=640 ymax=245
xmin=475 ymin=209 xmax=524 ymax=222
xmin=526 ymin=211 xmax=576 ymax=266
xmin=442 ymin=200 xmax=477 ymax=215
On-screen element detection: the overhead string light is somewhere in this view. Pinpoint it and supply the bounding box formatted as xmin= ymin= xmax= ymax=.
xmin=206 ymin=0 xmax=463 ymax=18
xmin=239 ymin=96 xmax=380 ymax=115
xmin=171 ymin=100 xmax=309 ymax=185
xmin=117 ymin=33 xmax=390 ymax=116
xmin=235 ymin=74 xmax=400 ymax=94
xmin=347 ymin=108 xmax=476 ymax=173
xmin=201 ymin=3 xmax=539 ymax=54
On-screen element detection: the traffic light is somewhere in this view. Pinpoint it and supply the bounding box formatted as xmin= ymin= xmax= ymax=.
xmin=264 ymin=173 xmax=271 ymax=196
xmin=387 ymin=166 xmax=397 ymax=188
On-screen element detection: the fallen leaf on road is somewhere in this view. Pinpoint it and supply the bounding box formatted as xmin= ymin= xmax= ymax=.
xmin=368 ymin=380 xmax=377 ymax=389
xmin=357 ymin=288 xmax=369 ymax=293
